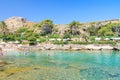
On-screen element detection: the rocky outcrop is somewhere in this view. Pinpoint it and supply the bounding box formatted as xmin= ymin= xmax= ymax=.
xmin=0 ymin=42 xmax=120 ymax=51
xmin=85 ymin=44 xmax=114 ymax=50
xmin=17 ymin=44 xmax=117 ymax=51
xmin=4 ymin=16 xmax=28 ymax=32
xmin=55 ymin=24 xmax=68 ymax=35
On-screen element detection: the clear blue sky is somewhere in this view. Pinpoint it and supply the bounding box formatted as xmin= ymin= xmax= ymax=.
xmin=0 ymin=0 xmax=120 ymax=24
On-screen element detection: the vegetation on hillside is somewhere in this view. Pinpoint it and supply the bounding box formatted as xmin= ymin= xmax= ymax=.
xmin=0 ymin=19 xmax=120 ymax=45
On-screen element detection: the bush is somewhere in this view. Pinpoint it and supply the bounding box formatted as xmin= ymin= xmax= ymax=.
xmin=29 ymin=41 xmax=37 ymax=45
xmin=17 ymin=27 xmax=28 ymax=33
xmin=63 ymin=34 xmax=71 ymax=39
xmin=0 ymin=34 xmax=3 ymax=38
xmin=53 ymin=40 xmax=68 ymax=45
xmin=22 ymin=30 xmax=34 ymax=40
xmin=4 ymin=33 xmax=16 ymax=41
xmin=89 ymin=36 xmax=96 ymax=41
xmin=27 ymin=36 xmax=37 ymax=45
xmin=38 ymin=37 xmax=47 ymax=43
xmin=49 ymin=34 xmax=60 ymax=38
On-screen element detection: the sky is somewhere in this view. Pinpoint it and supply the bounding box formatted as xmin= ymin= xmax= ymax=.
xmin=0 ymin=0 xmax=120 ymax=24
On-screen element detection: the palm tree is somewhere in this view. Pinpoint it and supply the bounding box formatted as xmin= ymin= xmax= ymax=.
xmin=0 ymin=21 xmax=9 ymax=41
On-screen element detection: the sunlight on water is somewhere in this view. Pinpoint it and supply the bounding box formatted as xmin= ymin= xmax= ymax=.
xmin=0 ymin=50 xmax=120 ymax=80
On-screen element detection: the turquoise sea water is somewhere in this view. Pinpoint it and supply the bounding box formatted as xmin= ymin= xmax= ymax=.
xmin=1 ymin=50 xmax=120 ymax=80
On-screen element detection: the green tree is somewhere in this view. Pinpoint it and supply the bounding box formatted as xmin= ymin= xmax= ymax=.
xmin=40 ymin=19 xmax=54 ymax=35
xmin=68 ymin=21 xmax=81 ymax=35
xmin=98 ymin=26 xmax=114 ymax=36
xmin=87 ymin=25 xmax=99 ymax=36
xmin=112 ymin=23 xmax=120 ymax=36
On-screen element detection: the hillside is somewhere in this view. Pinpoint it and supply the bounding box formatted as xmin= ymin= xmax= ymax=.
xmin=0 ymin=16 xmax=120 ymax=36
xmin=4 ymin=16 xmax=36 ymax=32
xmin=0 ymin=16 xmax=120 ymax=45
xmin=3 ymin=16 xmax=120 ymax=33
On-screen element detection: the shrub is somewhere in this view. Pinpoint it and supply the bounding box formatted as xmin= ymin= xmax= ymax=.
xmin=17 ymin=27 xmax=28 ymax=33
xmin=53 ymin=40 xmax=68 ymax=45
xmin=38 ymin=37 xmax=47 ymax=43
xmin=40 ymin=19 xmax=54 ymax=35
xmin=29 ymin=41 xmax=37 ymax=45
xmin=27 ymin=36 xmax=37 ymax=45
xmin=0 ymin=34 xmax=3 ymax=38
xmin=49 ymin=34 xmax=60 ymax=38
xmin=89 ymin=36 xmax=96 ymax=41
xmin=63 ymin=34 xmax=71 ymax=39
xmin=4 ymin=33 xmax=16 ymax=41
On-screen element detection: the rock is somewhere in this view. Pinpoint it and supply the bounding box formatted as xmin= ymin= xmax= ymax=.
xmin=55 ymin=24 xmax=68 ymax=36
xmin=61 ymin=45 xmax=71 ymax=50
xmin=4 ymin=16 xmax=29 ymax=32
xmin=16 ymin=43 xmax=116 ymax=51
xmin=85 ymin=45 xmax=114 ymax=50
xmin=113 ymin=47 xmax=120 ymax=51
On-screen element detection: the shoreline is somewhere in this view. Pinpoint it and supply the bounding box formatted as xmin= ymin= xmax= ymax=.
xmin=0 ymin=43 xmax=119 ymax=52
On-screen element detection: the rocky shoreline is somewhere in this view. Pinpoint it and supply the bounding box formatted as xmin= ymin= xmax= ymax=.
xmin=0 ymin=43 xmax=120 ymax=52
xmin=16 ymin=44 xmax=120 ymax=51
